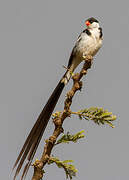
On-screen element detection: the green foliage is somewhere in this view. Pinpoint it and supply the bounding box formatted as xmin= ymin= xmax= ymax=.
xmin=56 ymin=130 xmax=85 ymax=145
xmin=76 ymin=107 xmax=117 ymax=128
xmin=48 ymin=157 xmax=77 ymax=179
xmin=50 ymin=107 xmax=117 ymax=179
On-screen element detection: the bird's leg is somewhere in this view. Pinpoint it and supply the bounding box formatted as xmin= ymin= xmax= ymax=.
xmin=62 ymin=65 xmax=74 ymax=78
xmin=62 ymin=65 xmax=68 ymax=70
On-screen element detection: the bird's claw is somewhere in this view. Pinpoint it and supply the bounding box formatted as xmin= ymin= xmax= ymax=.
xmin=83 ymin=54 xmax=93 ymax=61
xmin=82 ymin=53 xmax=87 ymax=60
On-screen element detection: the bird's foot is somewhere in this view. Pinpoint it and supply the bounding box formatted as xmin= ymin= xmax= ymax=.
xmin=82 ymin=53 xmax=87 ymax=60
xmin=83 ymin=54 xmax=93 ymax=61
xmin=70 ymin=71 xmax=74 ymax=78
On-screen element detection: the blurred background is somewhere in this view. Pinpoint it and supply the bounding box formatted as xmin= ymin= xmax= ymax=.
xmin=0 ymin=0 xmax=129 ymax=179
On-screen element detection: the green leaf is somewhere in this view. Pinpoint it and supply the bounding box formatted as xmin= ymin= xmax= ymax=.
xmin=63 ymin=160 xmax=74 ymax=163
xmin=48 ymin=156 xmax=77 ymax=179
xmin=74 ymin=107 xmax=117 ymax=128
xmin=56 ymin=131 xmax=85 ymax=145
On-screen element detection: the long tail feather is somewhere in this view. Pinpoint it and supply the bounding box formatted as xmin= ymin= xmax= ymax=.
xmin=13 ymin=115 xmax=41 ymax=170
xmin=13 ymin=73 xmax=67 ymax=179
xmin=21 ymin=128 xmax=44 ymax=180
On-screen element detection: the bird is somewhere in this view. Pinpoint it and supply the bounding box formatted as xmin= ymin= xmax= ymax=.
xmin=13 ymin=17 xmax=103 ymax=179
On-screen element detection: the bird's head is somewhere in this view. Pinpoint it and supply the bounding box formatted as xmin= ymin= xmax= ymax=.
xmin=85 ymin=17 xmax=100 ymax=29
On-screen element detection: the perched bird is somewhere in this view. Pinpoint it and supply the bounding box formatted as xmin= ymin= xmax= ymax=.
xmin=13 ymin=17 xmax=103 ymax=179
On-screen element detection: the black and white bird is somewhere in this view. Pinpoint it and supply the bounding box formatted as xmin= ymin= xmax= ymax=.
xmin=13 ymin=17 xmax=103 ymax=179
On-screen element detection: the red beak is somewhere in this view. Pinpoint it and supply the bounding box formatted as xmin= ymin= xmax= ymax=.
xmin=86 ymin=21 xmax=91 ymax=26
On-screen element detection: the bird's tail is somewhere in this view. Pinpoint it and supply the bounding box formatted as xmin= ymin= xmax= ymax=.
xmin=13 ymin=69 xmax=71 ymax=180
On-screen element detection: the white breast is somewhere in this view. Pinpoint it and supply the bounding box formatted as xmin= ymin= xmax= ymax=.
xmin=77 ymin=28 xmax=102 ymax=57
xmin=69 ymin=27 xmax=102 ymax=72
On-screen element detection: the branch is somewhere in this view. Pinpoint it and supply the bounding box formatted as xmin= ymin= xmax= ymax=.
xmin=31 ymin=55 xmax=93 ymax=180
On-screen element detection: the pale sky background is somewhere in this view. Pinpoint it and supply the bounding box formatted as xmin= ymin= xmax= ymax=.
xmin=0 ymin=0 xmax=129 ymax=180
